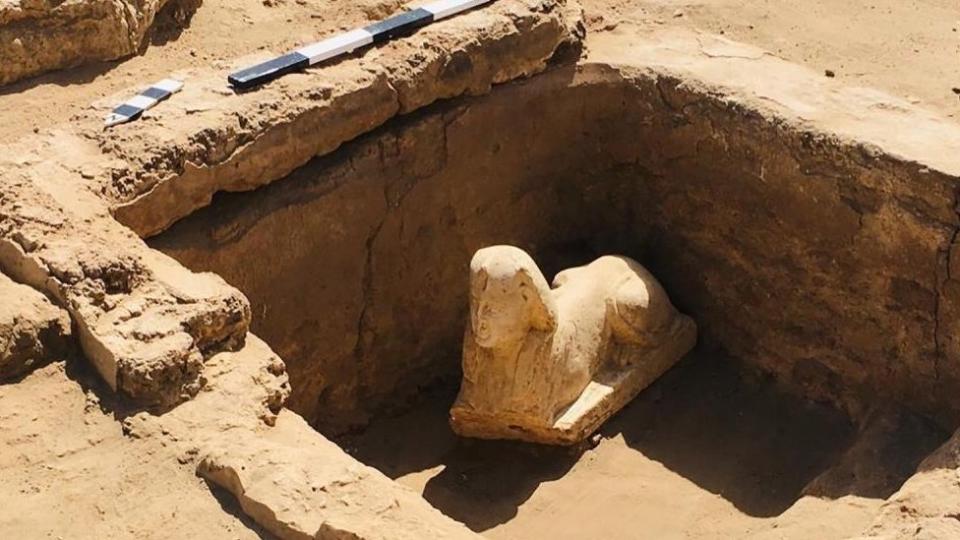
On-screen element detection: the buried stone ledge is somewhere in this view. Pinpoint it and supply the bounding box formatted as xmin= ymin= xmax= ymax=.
xmin=92 ymin=0 xmax=585 ymax=237
xmin=0 ymin=165 xmax=250 ymax=408
xmin=118 ymin=335 xmax=477 ymax=540
xmin=197 ymin=410 xmax=479 ymax=540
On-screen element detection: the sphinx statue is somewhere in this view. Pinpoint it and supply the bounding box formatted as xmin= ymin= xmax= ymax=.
xmin=449 ymin=246 xmax=697 ymax=445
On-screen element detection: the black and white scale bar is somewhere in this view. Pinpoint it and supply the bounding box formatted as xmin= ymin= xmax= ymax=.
xmin=104 ymin=78 xmax=184 ymax=127
xmin=228 ymin=0 xmax=493 ymax=89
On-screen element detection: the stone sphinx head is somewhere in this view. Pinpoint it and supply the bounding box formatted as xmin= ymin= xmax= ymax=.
xmin=469 ymin=246 xmax=558 ymax=349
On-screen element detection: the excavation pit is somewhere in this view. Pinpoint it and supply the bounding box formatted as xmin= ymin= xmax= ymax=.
xmin=3 ymin=0 xmax=960 ymax=537
xmin=148 ymin=57 xmax=960 ymax=537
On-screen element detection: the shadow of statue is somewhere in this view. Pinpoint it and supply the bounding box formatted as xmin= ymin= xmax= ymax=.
xmin=337 ymin=382 xmax=580 ymax=532
xmin=605 ymin=349 xmax=946 ymax=517
xmin=420 ymin=438 xmax=580 ymax=531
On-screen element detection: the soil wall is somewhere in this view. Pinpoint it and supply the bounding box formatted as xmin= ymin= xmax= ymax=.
xmin=153 ymin=64 xmax=960 ymax=431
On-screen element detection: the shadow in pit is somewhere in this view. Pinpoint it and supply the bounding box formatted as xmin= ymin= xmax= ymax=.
xmin=604 ymin=351 xmax=855 ymax=518
xmin=606 ymin=351 xmax=948 ymax=517
xmin=338 ymin=382 xmax=580 ymax=532
xmin=340 ymin=349 xmax=947 ymax=531
xmin=422 ymin=438 xmax=580 ymax=531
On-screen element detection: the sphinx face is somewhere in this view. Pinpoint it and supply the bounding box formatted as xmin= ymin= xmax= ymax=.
xmin=472 ymin=276 xmax=532 ymax=349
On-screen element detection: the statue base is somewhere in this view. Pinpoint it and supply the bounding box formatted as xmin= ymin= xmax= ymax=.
xmin=450 ymin=315 xmax=698 ymax=445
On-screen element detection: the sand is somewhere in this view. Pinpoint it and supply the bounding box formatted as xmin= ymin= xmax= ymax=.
xmin=1 ymin=0 xmax=959 ymax=538
xmin=339 ymin=353 xmax=947 ymax=539
xmin=0 ymin=0 xmax=957 ymax=144
xmin=585 ymin=0 xmax=960 ymax=119
xmin=0 ymin=361 xmax=270 ymax=539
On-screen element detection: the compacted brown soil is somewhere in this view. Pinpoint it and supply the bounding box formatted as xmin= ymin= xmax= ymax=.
xmin=0 ymin=361 xmax=268 ymax=539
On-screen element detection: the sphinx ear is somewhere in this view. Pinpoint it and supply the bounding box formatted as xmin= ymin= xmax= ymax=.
xmin=518 ymin=267 xmax=558 ymax=333
xmin=470 ymin=267 xmax=489 ymax=299
xmin=469 ymin=269 xmax=488 ymax=316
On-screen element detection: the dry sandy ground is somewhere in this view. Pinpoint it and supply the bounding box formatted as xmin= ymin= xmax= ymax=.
xmin=0 ymin=357 xmax=944 ymax=540
xmin=0 ymin=0 xmax=957 ymax=144
xmin=584 ymin=0 xmax=960 ymax=120
xmin=340 ymin=353 xmax=947 ymax=540
xmin=0 ymin=0 xmax=409 ymax=143
xmin=0 ymin=361 xmax=272 ymax=540
xmin=2 ymin=0 xmax=959 ymax=539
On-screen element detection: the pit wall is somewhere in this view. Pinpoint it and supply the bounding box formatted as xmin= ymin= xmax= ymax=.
xmin=153 ymin=55 xmax=960 ymax=432
xmin=151 ymin=80 xmax=641 ymax=430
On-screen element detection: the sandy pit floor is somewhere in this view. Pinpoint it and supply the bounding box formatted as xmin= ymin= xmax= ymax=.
xmin=339 ymin=353 xmax=946 ymax=540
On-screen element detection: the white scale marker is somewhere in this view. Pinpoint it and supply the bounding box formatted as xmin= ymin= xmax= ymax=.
xmin=228 ymin=0 xmax=494 ymax=89
xmin=104 ymin=0 xmax=492 ymax=126
xmin=104 ymin=78 xmax=184 ymax=128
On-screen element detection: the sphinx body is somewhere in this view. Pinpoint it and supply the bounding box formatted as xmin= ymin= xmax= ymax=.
xmin=449 ymin=246 xmax=697 ymax=445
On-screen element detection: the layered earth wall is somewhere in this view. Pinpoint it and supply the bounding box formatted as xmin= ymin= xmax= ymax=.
xmin=155 ymin=33 xmax=960 ymax=432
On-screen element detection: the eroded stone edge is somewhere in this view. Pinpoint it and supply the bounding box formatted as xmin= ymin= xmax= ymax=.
xmin=0 ymin=167 xmax=251 ymax=408
xmin=100 ymin=0 xmax=585 ymax=237
xmin=124 ymin=335 xmax=478 ymax=540
xmin=0 ymin=270 xmax=73 ymax=381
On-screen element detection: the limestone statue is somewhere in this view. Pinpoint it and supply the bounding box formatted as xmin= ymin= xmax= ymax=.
xmin=449 ymin=246 xmax=697 ymax=445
